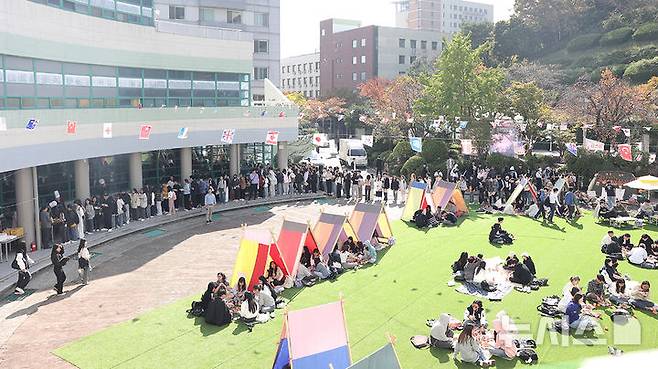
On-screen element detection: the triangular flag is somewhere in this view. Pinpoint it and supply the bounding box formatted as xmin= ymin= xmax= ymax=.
xmin=265 ymin=130 xmax=279 ymax=145
xmin=25 ymin=119 xmax=38 ymax=130
xmin=622 ymin=128 xmax=630 ymax=137
xmin=221 ymin=129 xmax=235 ymax=144
xmin=612 ymin=126 xmax=622 ymax=133
xmin=103 ymin=123 xmax=113 ymax=138
xmin=391 ymin=112 xmax=396 ymax=120
xmin=644 ymin=126 xmax=652 ymax=132
xmin=459 ymin=121 xmax=468 ymax=129
xmin=409 ymin=137 xmax=422 ymax=152
xmin=177 ymin=127 xmax=189 ymax=139
xmin=66 ymin=120 xmax=77 ymax=135
xmin=139 ymin=124 xmax=152 ymax=140
xmin=0 ymin=117 xmax=6 ymax=131
xmin=618 ymin=144 xmax=632 ymax=161
xmin=649 ymin=153 xmax=656 ymax=164
xmin=312 ymin=133 xmax=328 ymax=146
xmin=635 ymin=153 xmax=643 ymax=162
xmin=361 ymin=135 xmax=373 ymax=147
xmin=337 ymin=114 xmax=345 ymax=121
xmin=406 ymin=117 xmax=414 ymax=123
xmin=279 ymin=111 xmax=286 ymax=118
xmin=565 ymin=143 xmax=578 ymax=156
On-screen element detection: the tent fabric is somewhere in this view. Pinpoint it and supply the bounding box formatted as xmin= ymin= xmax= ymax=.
xmin=451 ymin=189 xmax=469 ymax=216
xmin=313 ymin=213 xmax=357 ymax=256
xmin=287 ymin=301 xmax=351 ymax=369
xmin=272 ymin=321 xmax=289 ymax=369
xmin=376 ymin=212 xmax=393 ymax=240
xmin=402 ymin=181 xmax=427 ymax=221
xmin=625 ymin=175 xmax=658 ymax=191
xmin=431 ymin=180 xmax=457 ymax=210
xmin=504 ymin=178 xmax=528 ymax=208
xmin=349 ymin=203 xmax=392 ymax=243
xmin=276 ymin=220 xmax=311 ymax=277
xmin=347 ymin=343 xmax=401 ymax=369
xmin=229 ymin=229 xmax=273 ymax=288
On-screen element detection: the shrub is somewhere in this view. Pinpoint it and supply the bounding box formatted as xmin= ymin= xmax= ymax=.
xmin=567 ymin=33 xmax=602 ymax=52
xmin=636 ymin=45 xmax=658 ymax=60
xmin=610 ymin=64 xmax=628 ymax=77
xmin=599 ymin=27 xmax=634 ymax=46
xmin=624 ymin=56 xmax=658 ymax=83
xmin=485 ymin=154 xmax=525 ymax=174
xmin=400 ymin=155 xmax=426 ymax=178
xmin=387 ymin=141 xmax=413 ymax=175
xmin=597 ymin=49 xmax=632 ymax=66
xmin=590 ymin=67 xmax=605 ymax=82
xmin=420 ymin=140 xmax=448 ymax=164
xmin=633 ymin=22 xmax=658 ymax=41
xmin=571 ymin=55 xmax=597 ymax=68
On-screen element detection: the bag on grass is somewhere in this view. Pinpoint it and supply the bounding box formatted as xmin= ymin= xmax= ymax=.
xmin=187 ymin=301 xmax=205 ymax=317
xmin=534 ymin=278 xmax=549 ymax=287
xmin=537 ymin=304 xmax=561 ymax=318
xmin=513 ymin=339 xmax=537 ymax=349
xmin=541 ymin=295 xmax=560 ymax=307
xmin=410 ymin=335 xmax=430 ymax=349
xmin=517 ymin=348 xmax=539 ymax=364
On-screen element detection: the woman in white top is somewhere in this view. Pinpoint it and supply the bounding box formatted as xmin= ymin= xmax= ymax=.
xmin=240 ymin=291 xmax=260 ymax=322
xmin=167 ymin=186 xmax=176 ymax=215
xmin=13 ymin=244 xmax=34 ymax=295
xmin=373 ymin=177 xmax=383 ymax=201
xmin=75 ymin=202 xmax=85 ymax=238
xmin=77 ymin=238 xmax=91 ymax=285
xmin=558 ymin=276 xmax=582 ymax=312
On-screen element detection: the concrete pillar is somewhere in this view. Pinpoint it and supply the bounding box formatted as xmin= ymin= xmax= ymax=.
xmin=642 ymin=133 xmax=650 ymax=154
xmin=180 ymin=147 xmax=192 ymax=181
xmin=277 ymin=141 xmax=289 ymax=169
xmin=230 ymin=144 xmax=240 ymax=175
xmin=128 ymin=152 xmax=143 ymax=190
xmin=15 ymin=168 xmax=36 ymax=248
xmin=74 ymin=159 xmax=90 ymax=200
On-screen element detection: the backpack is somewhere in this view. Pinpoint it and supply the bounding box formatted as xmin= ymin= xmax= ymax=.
xmin=186 ymin=301 xmax=205 ymax=317
xmin=513 ymin=339 xmax=537 ymax=349
xmin=517 ymin=348 xmax=539 ymax=364
xmin=11 ymin=257 xmax=20 ymax=270
xmin=537 ymin=304 xmax=561 ymax=318
xmin=534 ymin=278 xmax=549 ymax=287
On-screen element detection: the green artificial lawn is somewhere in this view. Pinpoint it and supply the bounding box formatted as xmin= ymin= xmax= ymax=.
xmin=54 ymin=212 xmax=658 ymax=369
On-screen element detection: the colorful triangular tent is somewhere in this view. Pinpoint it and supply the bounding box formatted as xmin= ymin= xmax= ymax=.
xmin=401 ymin=181 xmax=428 ymax=221
xmin=348 ymin=202 xmax=393 ymax=244
xmin=230 ymin=228 xmax=274 ymax=290
xmin=275 ymin=219 xmax=319 ymax=277
xmin=430 ymin=180 xmax=469 ymax=217
xmin=347 ymin=343 xmax=402 ymax=369
xmin=313 ymin=212 xmax=358 ymax=257
xmin=273 ymin=300 xmax=352 ymax=369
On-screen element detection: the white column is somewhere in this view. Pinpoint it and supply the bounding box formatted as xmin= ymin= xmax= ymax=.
xmin=15 ymin=168 xmax=36 ymax=248
xmin=277 ymin=141 xmax=289 ymax=169
xmin=128 ymin=152 xmax=143 ymax=190
xmin=230 ymin=144 xmax=240 ymax=175
xmin=74 ymin=159 xmax=91 ymax=200
xmin=180 ymin=147 xmax=192 ymax=181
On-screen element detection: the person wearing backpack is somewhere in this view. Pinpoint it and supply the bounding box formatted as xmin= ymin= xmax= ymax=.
xmin=13 ymin=244 xmax=34 ymax=295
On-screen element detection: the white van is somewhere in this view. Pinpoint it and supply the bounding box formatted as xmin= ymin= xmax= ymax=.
xmin=339 ymin=139 xmax=368 ymax=168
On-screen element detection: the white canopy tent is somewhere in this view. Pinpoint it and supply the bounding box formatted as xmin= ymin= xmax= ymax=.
xmin=624 ymin=175 xmax=658 ymax=200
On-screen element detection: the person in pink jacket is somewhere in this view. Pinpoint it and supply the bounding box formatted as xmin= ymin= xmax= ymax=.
xmin=488 ymin=311 xmax=518 ymax=360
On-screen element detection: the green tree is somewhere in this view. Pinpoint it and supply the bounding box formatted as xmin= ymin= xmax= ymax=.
xmin=501 ymin=82 xmax=547 ymax=152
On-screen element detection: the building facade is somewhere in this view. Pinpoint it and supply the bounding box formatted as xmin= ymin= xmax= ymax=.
xmin=319 ymin=19 xmax=447 ymax=96
xmin=153 ymin=0 xmax=281 ymax=103
xmin=0 ymin=0 xmax=296 ymax=248
xmin=280 ymin=52 xmax=320 ymax=99
xmin=395 ymin=0 xmax=493 ymax=34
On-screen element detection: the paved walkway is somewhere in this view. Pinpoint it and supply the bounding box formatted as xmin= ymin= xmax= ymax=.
xmin=0 ymin=196 xmax=404 ymax=369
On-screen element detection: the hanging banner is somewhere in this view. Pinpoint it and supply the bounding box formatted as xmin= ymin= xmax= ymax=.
xmin=459 ymin=121 xmax=468 ymax=129
xmin=265 ymin=130 xmax=279 ymax=145
xmin=618 ymin=144 xmax=632 ymax=161
xmin=312 ymin=133 xmax=328 ymax=146
xmin=559 ymin=123 xmax=568 ymax=131
xmin=359 ymin=115 xmax=368 ymax=123
xmin=612 ymin=126 xmax=622 ymax=133
xmin=622 ymin=128 xmax=630 ymax=137
xmin=565 ymin=143 xmax=578 ymax=156
xmin=409 ymin=137 xmax=422 ymax=152
xmin=337 ymin=114 xmax=345 ymax=121
xmin=221 ymin=129 xmax=235 ymax=144
xmin=25 ymin=119 xmax=38 ymax=130
xmin=102 ymin=123 xmax=113 ymax=138
xmin=644 ymin=126 xmax=652 ymax=132
xmin=361 ymin=135 xmax=374 ymax=147
xmin=461 ymin=139 xmax=473 ymax=155
xmin=583 ymin=138 xmax=604 ymax=152
xmin=66 ymin=120 xmax=77 ymax=135
xmin=139 ymin=124 xmax=152 ymax=140
xmin=177 ymin=127 xmax=189 ymax=139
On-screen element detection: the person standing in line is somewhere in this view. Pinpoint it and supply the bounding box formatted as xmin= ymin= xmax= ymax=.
xmin=13 ymin=244 xmax=34 ymax=295
xmin=138 ymin=189 xmax=148 ymax=220
xmin=116 ymin=195 xmax=125 ymax=227
xmin=382 ymin=174 xmax=390 ymax=204
xmin=217 ymin=176 xmax=226 ymax=204
xmin=364 ymin=175 xmax=372 ymax=202
xmin=183 ymin=179 xmax=192 ymax=210
xmin=74 ymin=201 xmax=85 ymax=239
xmin=205 ymin=188 xmax=217 ymax=224
xmin=249 ymin=169 xmax=259 ymax=200
xmin=40 ymin=205 xmax=53 ymax=249
xmin=390 ymin=176 xmax=400 ymax=205
xmin=77 ymin=239 xmax=91 ymax=285
xmin=130 ymin=189 xmax=139 ymax=221
xmin=51 ymin=244 xmax=68 ymax=295
xmin=66 ymin=204 xmax=80 ymax=242
xmin=155 ymin=188 xmax=163 ymax=216
xmin=167 ymin=186 xmax=177 ymax=215
xmin=84 ymin=199 xmax=95 ymax=235
xmin=548 ymin=188 xmax=559 ymax=223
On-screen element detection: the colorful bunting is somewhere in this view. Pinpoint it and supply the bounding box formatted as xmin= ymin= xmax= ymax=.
xmin=409 ymin=137 xmax=422 ymax=152
xmin=25 ymin=119 xmax=38 ymax=130
xmin=139 ymin=124 xmax=152 ymax=140
xmin=337 ymin=114 xmax=345 ymax=121
xmin=266 ymin=130 xmax=279 ymax=145
xmin=622 ymin=128 xmax=630 ymax=137
xmin=102 ymin=123 xmax=113 ymax=138
xmin=618 ymin=144 xmax=632 ymax=162
xmin=312 ymin=133 xmax=328 ymax=146
xmin=459 ymin=121 xmax=468 ymax=129
xmin=221 ymin=129 xmax=235 ymax=144
xmin=66 ymin=120 xmax=77 ymax=135
xmin=565 ymin=143 xmax=578 ymax=156
xmin=279 ymin=111 xmax=286 ymax=118
xmin=461 ymin=139 xmax=473 ymax=155
xmin=644 ymin=126 xmax=652 ymax=132
xmin=583 ymin=138 xmax=604 ymax=152
xmin=361 ymin=135 xmax=374 ymax=147
xmin=612 ymin=126 xmax=622 ymax=133
xmin=177 ymin=127 xmax=189 ymax=139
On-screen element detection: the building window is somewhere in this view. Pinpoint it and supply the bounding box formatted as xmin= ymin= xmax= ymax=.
xmin=199 ymin=7 xmax=214 ymax=22
xmin=352 ymin=56 xmax=358 ymax=65
xmin=399 ymin=38 xmax=406 ymax=48
xmin=361 ymin=55 xmax=366 ymax=64
xmin=360 ymin=72 xmax=366 ymax=81
xmin=254 ymin=12 xmax=269 ymax=27
xmin=253 ymin=67 xmax=268 ymax=80
xmin=421 ymin=40 xmax=427 ymax=49
xmin=410 ymin=56 xmax=417 ymax=64
xmin=254 ymin=40 xmax=269 ymax=53
xmin=227 ymin=10 xmax=242 ymax=24
xmin=361 ymin=38 xmax=366 ymax=47
xmin=315 ymin=62 xmax=320 ymax=71
xmin=399 ymin=55 xmax=405 ymax=64
xmin=352 ymin=72 xmax=358 ymax=81
xmin=169 ymin=6 xmax=184 ymax=20
xmin=410 ymin=40 xmax=417 ymax=49
xmin=352 ymin=39 xmax=358 ymax=48
xmin=281 ymin=66 xmax=285 ymax=74
xmin=321 ymin=29 xmax=326 ymax=36
xmin=432 ymin=41 xmax=438 ymax=50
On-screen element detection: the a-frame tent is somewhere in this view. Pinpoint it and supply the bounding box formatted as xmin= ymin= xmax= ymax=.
xmin=348 ymin=202 xmax=393 ymax=244
xmin=273 ymin=300 xmax=352 ymax=369
xmin=401 ymin=181 xmax=428 ymax=221
xmin=347 ymin=342 xmax=402 ymax=369
xmin=431 ymin=180 xmax=469 ymax=216
xmin=273 ymin=219 xmax=319 ymax=278
xmin=230 ymin=227 xmax=288 ymax=291
xmin=312 ymin=212 xmax=358 ymax=257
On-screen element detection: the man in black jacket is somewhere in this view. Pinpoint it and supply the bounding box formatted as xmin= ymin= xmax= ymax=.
xmin=51 ymin=244 xmax=68 ymax=295
xmin=382 ymin=174 xmax=390 ymax=203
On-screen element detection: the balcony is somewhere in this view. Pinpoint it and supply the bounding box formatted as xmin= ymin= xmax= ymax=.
xmin=155 ymin=20 xmax=252 ymax=42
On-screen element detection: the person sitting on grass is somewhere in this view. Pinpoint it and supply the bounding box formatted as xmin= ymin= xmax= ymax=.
xmin=204 ymin=284 xmax=232 ymax=326
xmin=452 ymin=252 xmax=469 ymax=277
xmin=412 ymin=208 xmax=428 ymax=228
xmin=239 ymin=291 xmax=259 ymax=324
xmin=429 ymin=313 xmax=460 ymax=349
xmin=630 ymin=281 xmax=658 ymax=314
xmin=521 ymin=252 xmax=536 ymax=276
xmin=351 ymin=241 xmax=365 ymax=258
xmin=619 ymin=233 xmax=633 ymax=251
xmin=609 ymin=279 xmax=631 ymax=307
xmin=650 ymin=242 xmax=658 ymax=258
xmin=438 ymin=210 xmax=458 ymax=226
xmin=600 ymin=230 xmax=621 ymax=255
xmin=510 ymin=259 xmax=533 ymax=286
xmin=625 ymin=243 xmax=658 ymax=269
xmin=558 ymin=276 xmax=582 ymax=313
xmin=311 ymin=249 xmax=332 ymax=280
xmin=639 ymin=234 xmax=654 ymax=251
xmin=488 ymin=311 xmax=517 ymax=360
xmin=265 ymin=261 xmax=286 ymax=287
xmin=362 ymin=240 xmax=377 ymax=264
xmin=231 ymin=277 xmax=247 ymax=313
xmin=464 ymin=300 xmax=487 ymax=327
xmin=424 ymin=207 xmax=440 ymax=228
xmin=489 ymin=218 xmax=513 ymax=244
xmin=601 ymin=258 xmax=624 ymax=285
xmin=504 ymin=253 xmax=519 ymax=270
xmin=565 ymin=293 xmax=602 ymax=333
xmin=454 ymin=324 xmax=494 ymax=367
xmin=637 ymin=200 xmax=655 ymax=219
xmin=339 ymin=244 xmax=360 ymax=270
xmin=585 ymin=274 xmax=610 ymax=307
xmin=253 ymin=284 xmax=275 ymax=314
xmin=463 ymin=256 xmax=481 ymax=285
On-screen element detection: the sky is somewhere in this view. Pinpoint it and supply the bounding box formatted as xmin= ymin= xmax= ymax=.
xmin=280 ymin=0 xmax=515 ymax=58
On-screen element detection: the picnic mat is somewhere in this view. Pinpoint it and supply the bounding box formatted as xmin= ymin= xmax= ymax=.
xmin=456 ymin=282 xmax=514 ymax=301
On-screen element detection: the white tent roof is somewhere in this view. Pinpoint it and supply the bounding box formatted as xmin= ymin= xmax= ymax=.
xmin=624 ymin=175 xmax=658 ymax=191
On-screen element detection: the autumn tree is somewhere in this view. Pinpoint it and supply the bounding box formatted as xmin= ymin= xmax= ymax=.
xmin=299 ymin=97 xmax=347 ymax=133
